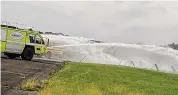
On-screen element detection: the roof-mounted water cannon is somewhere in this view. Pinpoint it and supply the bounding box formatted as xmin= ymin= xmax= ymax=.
xmin=26 ymin=27 xmax=35 ymax=31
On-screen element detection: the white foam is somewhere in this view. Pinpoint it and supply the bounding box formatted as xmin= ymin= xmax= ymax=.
xmin=42 ymin=34 xmax=178 ymax=73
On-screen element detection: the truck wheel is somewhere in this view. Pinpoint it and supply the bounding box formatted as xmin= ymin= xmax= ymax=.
xmin=6 ymin=53 xmax=17 ymax=59
xmin=21 ymin=47 xmax=34 ymax=60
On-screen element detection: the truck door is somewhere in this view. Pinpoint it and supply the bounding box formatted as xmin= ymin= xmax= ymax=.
xmin=35 ymin=35 xmax=42 ymax=54
xmin=41 ymin=39 xmax=47 ymax=54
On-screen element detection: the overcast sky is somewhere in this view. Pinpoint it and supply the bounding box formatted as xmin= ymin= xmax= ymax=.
xmin=1 ymin=1 xmax=178 ymax=45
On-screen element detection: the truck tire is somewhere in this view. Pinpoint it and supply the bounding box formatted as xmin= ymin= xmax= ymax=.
xmin=21 ymin=47 xmax=34 ymax=60
xmin=6 ymin=53 xmax=17 ymax=59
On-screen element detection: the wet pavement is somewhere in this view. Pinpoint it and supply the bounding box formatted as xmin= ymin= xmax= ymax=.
xmin=1 ymin=57 xmax=64 ymax=95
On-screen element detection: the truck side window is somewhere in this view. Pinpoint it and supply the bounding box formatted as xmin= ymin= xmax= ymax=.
xmin=35 ymin=35 xmax=41 ymax=44
xmin=29 ymin=35 xmax=35 ymax=43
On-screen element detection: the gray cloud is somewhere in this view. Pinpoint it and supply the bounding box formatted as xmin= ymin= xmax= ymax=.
xmin=1 ymin=1 xmax=178 ymax=45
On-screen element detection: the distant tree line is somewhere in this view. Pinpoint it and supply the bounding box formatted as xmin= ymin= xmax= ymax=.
xmin=39 ymin=32 xmax=178 ymax=47
xmin=39 ymin=31 xmax=104 ymax=43
xmin=89 ymin=40 xmax=104 ymax=43
xmin=168 ymin=43 xmax=178 ymax=50
xmin=39 ymin=32 xmax=69 ymax=36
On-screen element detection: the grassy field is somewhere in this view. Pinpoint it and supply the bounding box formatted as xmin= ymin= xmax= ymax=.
xmin=38 ymin=62 xmax=178 ymax=95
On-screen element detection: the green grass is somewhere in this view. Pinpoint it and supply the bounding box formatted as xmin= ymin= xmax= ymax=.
xmin=38 ymin=62 xmax=178 ymax=95
xmin=21 ymin=78 xmax=42 ymax=91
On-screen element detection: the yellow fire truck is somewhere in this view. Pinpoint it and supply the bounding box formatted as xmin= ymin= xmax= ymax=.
xmin=0 ymin=22 xmax=49 ymax=60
